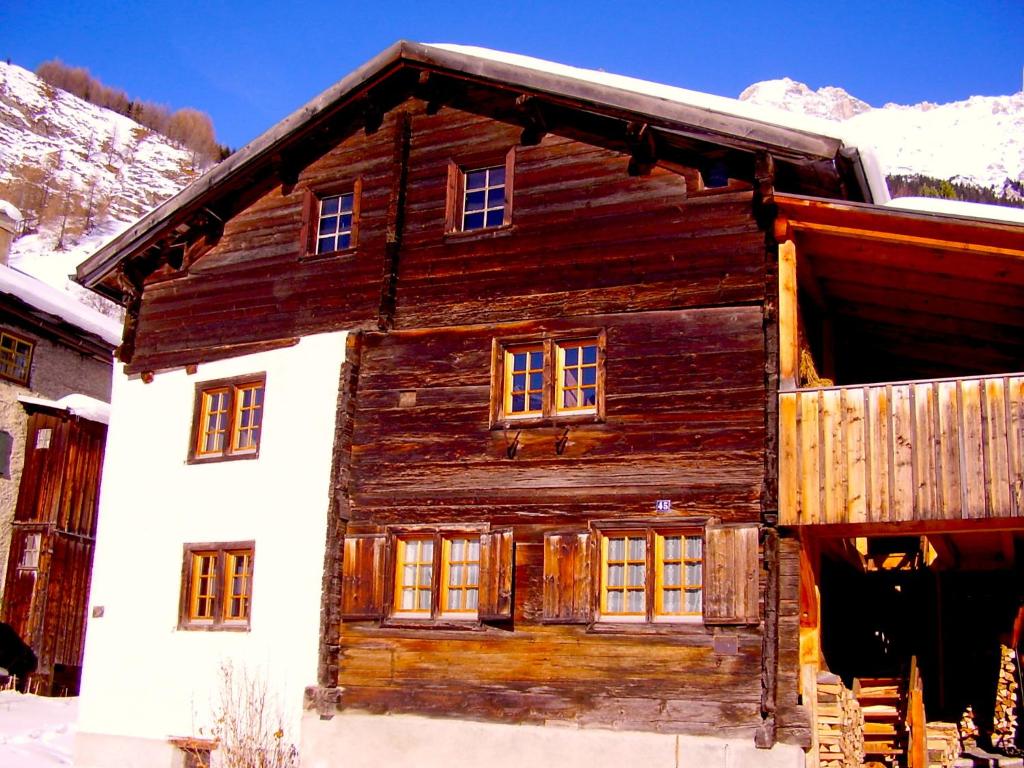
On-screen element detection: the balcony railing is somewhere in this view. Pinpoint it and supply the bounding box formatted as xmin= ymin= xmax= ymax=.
xmin=779 ymin=373 xmax=1024 ymax=526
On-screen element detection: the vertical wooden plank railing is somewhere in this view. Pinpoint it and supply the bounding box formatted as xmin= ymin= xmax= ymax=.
xmin=779 ymin=373 xmax=1024 ymax=525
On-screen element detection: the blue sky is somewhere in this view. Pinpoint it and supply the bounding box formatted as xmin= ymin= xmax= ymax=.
xmin=2 ymin=0 xmax=1022 ymax=149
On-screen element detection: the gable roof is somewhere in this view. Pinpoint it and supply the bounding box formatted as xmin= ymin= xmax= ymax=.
xmin=76 ymin=40 xmax=889 ymax=298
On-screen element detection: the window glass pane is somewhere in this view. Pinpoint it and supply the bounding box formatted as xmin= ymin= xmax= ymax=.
xmin=465 ymin=190 xmax=486 ymax=212
xmin=418 ymin=590 xmax=432 ymax=611
xmin=529 ymin=372 xmax=543 ymax=391
xmin=607 ymin=564 xmax=624 ymax=587
xmin=467 ymin=563 xmax=479 ymax=586
xmin=336 ymin=232 xmax=351 ymax=249
xmin=628 ymin=537 xmax=646 ymax=559
xmin=339 ymin=214 xmax=353 ymax=230
xmin=564 ymin=347 xmax=578 ymax=366
xmin=485 ymin=210 xmax=504 ymax=228
xmin=339 ymin=194 xmax=353 ymax=213
xmin=686 ymin=536 xmax=702 ymax=559
xmin=582 ymin=367 xmax=597 ymax=386
xmin=422 ymin=540 xmax=434 ymax=558
xmin=664 ymin=563 xmax=681 ymax=586
xmin=450 ymin=539 xmax=464 ymax=560
xmin=608 ymin=538 xmax=624 ymax=560
xmin=627 ymin=591 xmax=645 ymax=613
xmin=529 ymin=351 xmax=543 ymax=369
xmin=468 ymin=540 xmax=480 ymax=560
xmin=320 ymin=196 xmax=339 ymax=215
xmin=463 ymin=212 xmax=485 ymax=230
xmin=487 ymin=187 xmax=505 ymax=208
xmin=466 ymin=589 xmax=478 ymax=610
xmin=512 ymin=373 xmax=526 ymax=392
xmin=663 ymin=590 xmax=680 ymax=613
xmin=419 ymin=565 xmax=433 ymax=586
xmin=582 ymin=345 xmax=598 ymax=365
xmin=607 ymin=591 xmax=623 ymax=613
xmin=319 ymin=217 xmax=338 ymax=235
xmin=581 ymin=387 xmax=596 ymax=406
xmin=685 ymin=589 xmax=702 ymax=613
xmin=489 ymin=166 xmax=505 ymax=186
xmin=563 ymin=369 xmax=579 ymax=388
xmin=466 ymin=170 xmax=488 ymax=189
xmin=685 ymin=563 xmax=702 ymax=584
xmin=447 ymin=590 xmax=461 ymax=610
xmin=317 ymin=237 xmax=334 ymax=254
xmin=511 ymin=394 xmax=525 ymax=412
xmin=528 ymin=393 xmax=543 ymax=411
xmin=627 ymin=564 xmax=645 ymax=586
xmin=563 ymin=390 xmax=578 ymax=408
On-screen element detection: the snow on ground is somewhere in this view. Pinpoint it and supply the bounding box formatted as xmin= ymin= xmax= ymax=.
xmin=0 ymin=691 xmax=77 ymax=767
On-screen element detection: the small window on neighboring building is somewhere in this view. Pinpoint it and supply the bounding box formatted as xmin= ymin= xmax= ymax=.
xmin=446 ymin=149 xmax=515 ymax=234
xmin=189 ymin=375 xmax=266 ymax=463
xmin=18 ymin=533 xmax=41 ymax=571
xmin=494 ymin=334 xmax=605 ymax=425
xmin=179 ymin=542 xmax=255 ymax=630
xmin=0 ymin=430 xmax=11 ymax=477
xmin=0 ymin=331 xmax=34 ymax=385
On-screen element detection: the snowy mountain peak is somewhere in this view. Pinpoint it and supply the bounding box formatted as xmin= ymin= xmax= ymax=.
xmin=0 ymin=61 xmax=207 ymax=308
xmin=739 ymin=78 xmax=872 ymax=121
xmin=740 ymin=78 xmax=1024 ymax=195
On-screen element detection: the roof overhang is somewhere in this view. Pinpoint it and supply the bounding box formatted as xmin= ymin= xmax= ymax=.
xmin=77 ymin=41 xmax=881 ymax=300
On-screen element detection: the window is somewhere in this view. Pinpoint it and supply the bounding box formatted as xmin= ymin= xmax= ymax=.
xmin=339 ymin=528 xmax=514 ymax=625
xmin=542 ymin=523 xmax=760 ymax=627
xmin=393 ymin=534 xmax=481 ymax=620
xmin=179 ymin=542 xmax=254 ymax=630
xmin=18 ymin=533 xmax=41 ymax=571
xmin=599 ymin=529 xmax=703 ymax=622
xmin=493 ymin=333 xmax=605 ymax=425
xmin=188 ymin=374 xmax=265 ymax=462
xmin=302 ymin=180 xmax=361 ymax=258
xmin=445 ymin=149 xmax=515 ymax=234
xmin=316 ymin=192 xmax=354 ymax=254
xmin=0 ymin=331 xmax=33 ymax=385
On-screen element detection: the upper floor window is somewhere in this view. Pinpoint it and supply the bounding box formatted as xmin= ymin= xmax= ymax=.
xmin=316 ymin=192 xmax=354 ymax=254
xmin=188 ymin=374 xmax=265 ymax=463
xmin=179 ymin=541 xmax=255 ymax=630
xmin=446 ymin=148 xmax=515 ymax=234
xmin=302 ymin=180 xmax=361 ymax=258
xmin=18 ymin=533 xmax=41 ymax=571
xmin=493 ymin=332 xmax=605 ymax=426
xmin=0 ymin=331 xmax=34 ymax=385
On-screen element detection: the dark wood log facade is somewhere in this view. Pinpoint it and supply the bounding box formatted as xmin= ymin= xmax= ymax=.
xmin=88 ymin=66 xmax=815 ymax=745
xmin=2 ymin=408 xmax=107 ymax=694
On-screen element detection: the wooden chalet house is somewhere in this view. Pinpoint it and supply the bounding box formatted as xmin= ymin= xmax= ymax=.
xmin=71 ymin=42 xmax=1024 ymax=768
xmin=0 ymin=215 xmax=119 ymax=694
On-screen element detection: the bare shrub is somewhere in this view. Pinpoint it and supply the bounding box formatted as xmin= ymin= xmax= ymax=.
xmin=191 ymin=662 xmax=298 ymax=768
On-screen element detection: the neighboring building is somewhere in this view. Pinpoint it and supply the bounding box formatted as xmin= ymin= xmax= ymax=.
xmin=71 ymin=42 xmax=1024 ymax=768
xmin=0 ymin=201 xmax=121 ymax=694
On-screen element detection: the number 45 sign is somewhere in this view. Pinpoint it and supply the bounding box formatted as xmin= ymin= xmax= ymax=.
xmin=655 ymin=499 xmax=672 ymax=512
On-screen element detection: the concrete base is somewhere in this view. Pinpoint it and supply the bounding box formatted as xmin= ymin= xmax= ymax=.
xmin=74 ymin=731 xmax=185 ymax=768
xmin=300 ymin=710 xmax=805 ymax=768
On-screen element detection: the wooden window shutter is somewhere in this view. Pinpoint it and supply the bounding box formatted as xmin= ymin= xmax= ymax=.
xmin=541 ymin=531 xmax=593 ymax=623
xmin=478 ymin=528 xmax=514 ymax=621
xmin=703 ymin=524 xmax=760 ymax=625
xmin=340 ymin=534 xmax=386 ymax=620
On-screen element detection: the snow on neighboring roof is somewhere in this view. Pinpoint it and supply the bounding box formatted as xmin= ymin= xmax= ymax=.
xmin=0 ymin=263 xmax=122 ymax=347
xmin=18 ymin=394 xmax=111 ymax=424
xmin=427 ymin=43 xmax=891 ymax=202
xmin=0 ymin=200 xmax=22 ymax=223
xmin=885 ymin=197 xmax=1024 ymax=226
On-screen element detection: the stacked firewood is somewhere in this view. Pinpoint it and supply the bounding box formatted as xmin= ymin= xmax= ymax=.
xmin=992 ymin=644 xmax=1020 ymax=754
xmin=817 ymin=672 xmax=865 ymax=767
xmin=958 ymin=704 xmax=978 ymax=746
xmin=924 ymin=722 xmax=960 ymax=768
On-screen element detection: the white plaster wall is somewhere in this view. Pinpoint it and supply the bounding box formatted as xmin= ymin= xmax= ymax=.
xmin=75 ymin=331 xmax=347 ymax=762
xmin=0 ymin=338 xmax=112 ymax=596
xmin=301 ymin=711 xmax=805 ymax=768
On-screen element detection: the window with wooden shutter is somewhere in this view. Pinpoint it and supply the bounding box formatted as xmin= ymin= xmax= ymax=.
xmin=702 ymin=523 xmax=760 ymax=625
xmin=479 ymin=528 xmax=514 ymax=621
xmin=340 ymin=534 xmax=386 ymax=620
xmin=542 ymin=531 xmax=594 ymax=623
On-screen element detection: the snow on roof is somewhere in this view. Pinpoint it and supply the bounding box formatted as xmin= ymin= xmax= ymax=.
xmin=428 ymin=44 xmax=891 ymax=202
xmin=0 ymin=263 xmax=121 ymax=346
xmin=885 ymin=197 xmax=1024 ymax=226
xmin=0 ymin=200 xmax=22 ymax=223
xmin=18 ymin=393 xmax=111 ymax=424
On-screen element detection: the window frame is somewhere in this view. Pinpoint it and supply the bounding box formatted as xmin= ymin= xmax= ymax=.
xmin=300 ymin=179 xmax=362 ymax=260
xmin=187 ymin=373 xmax=266 ymax=464
xmin=0 ymin=330 xmax=34 ymax=386
xmin=387 ymin=525 xmax=487 ymax=626
xmin=445 ymin=148 xmax=515 ymax=236
xmin=595 ymin=526 xmax=704 ymax=625
xmin=178 ymin=541 xmax=255 ymax=631
xmin=490 ymin=331 xmax=606 ymax=428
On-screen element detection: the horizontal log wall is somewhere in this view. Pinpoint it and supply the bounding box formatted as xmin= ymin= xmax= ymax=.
xmin=779 ymin=373 xmax=1024 ymax=525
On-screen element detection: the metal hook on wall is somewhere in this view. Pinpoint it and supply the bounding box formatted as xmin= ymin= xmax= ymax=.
xmin=505 ymin=430 xmax=522 ymax=460
xmin=554 ymin=427 xmax=570 ymax=455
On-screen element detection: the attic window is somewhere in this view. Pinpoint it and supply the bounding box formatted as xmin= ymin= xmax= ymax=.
xmin=317 ymin=193 xmax=354 ymax=254
xmin=0 ymin=331 xmax=33 ymax=385
xmin=445 ymin=149 xmax=515 ymax=234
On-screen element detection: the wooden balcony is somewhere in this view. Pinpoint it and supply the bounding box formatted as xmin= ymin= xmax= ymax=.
xmin=779 ymin=373 xmax=1024 ymax=526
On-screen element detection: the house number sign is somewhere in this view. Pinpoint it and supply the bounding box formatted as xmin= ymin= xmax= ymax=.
xmin=655 ymin=499 xmax=672 ymax=512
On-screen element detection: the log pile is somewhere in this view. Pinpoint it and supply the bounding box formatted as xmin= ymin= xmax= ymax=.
xmin=817 ymin=671 xmax=865 ymax=767
xmin=924 ymin=722 xmax=960 ymax=768
xmin=958 ymin=704 xmax=978 ymax=746
xmin=992 ymin=644 xmax=1020 ymax=755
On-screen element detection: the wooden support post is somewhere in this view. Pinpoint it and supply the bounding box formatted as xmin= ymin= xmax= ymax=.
xmin=756 ymin=527 xmax=780 ymax=749
xmin=779 ymin=239 xmax=798 ymax=391
xmin=378 ymin=112 xmax=411 ymax=331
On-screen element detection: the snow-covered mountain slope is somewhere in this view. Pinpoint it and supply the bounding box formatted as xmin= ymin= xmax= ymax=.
xmin=740 ymin=77 xmax=1024 ymax=195
xmin=0 ymin=61 xmax=207 ymax=307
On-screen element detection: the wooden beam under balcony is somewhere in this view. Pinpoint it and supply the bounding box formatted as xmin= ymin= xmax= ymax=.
xmin=780 ymin=373 xmax=1024 ymax=526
